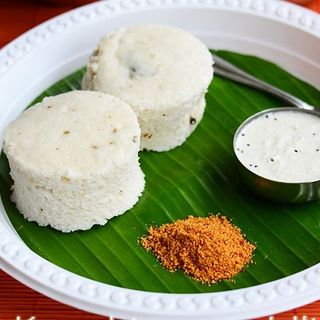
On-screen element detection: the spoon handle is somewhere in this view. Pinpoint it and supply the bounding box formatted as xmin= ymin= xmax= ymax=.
xmin=212 ymin=53 xmax=315 ymax=111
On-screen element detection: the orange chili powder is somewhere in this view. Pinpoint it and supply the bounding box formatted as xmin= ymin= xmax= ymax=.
xmin=141 ymin=215 xmax=255 ymax=284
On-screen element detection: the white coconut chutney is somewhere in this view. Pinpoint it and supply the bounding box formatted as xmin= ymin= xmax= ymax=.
xmin=235 ymin=109 xmax=320 ymax=183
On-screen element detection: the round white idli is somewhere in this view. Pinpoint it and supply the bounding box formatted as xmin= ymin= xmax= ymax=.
xmin=3 ymin=90 xmax=145 ymax=232
xmin=82 ymin=25 xmax=213 ymax=151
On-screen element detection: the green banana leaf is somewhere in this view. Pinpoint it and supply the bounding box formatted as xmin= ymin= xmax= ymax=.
xmin=0 ymin=51 xmax=319 ymax=293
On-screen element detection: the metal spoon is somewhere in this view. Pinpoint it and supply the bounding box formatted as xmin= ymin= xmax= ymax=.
xmin=212 ymin=53 xmax=316 ymax=111
xmin=211 ymin=53 xmax=320 ymax=203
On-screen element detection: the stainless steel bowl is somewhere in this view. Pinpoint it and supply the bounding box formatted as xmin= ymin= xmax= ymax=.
xmin=233 ymin=107 xmax=320 ymax=204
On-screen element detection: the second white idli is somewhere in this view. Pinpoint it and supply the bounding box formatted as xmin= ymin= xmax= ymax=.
xmin=82 ymin=25 xmax=213 ymax=151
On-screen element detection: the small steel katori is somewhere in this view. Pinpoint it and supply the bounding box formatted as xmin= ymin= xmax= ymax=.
xmin=212 ymin=53 xmax=320 ymax=203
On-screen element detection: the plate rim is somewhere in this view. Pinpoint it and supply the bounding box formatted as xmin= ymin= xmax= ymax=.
xmin=0 ymin=0 xmax=319 ymax=319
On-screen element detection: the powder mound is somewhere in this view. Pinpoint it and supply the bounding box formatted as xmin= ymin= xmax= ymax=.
xmin=141 ymin=215 xmax=255 ymax=284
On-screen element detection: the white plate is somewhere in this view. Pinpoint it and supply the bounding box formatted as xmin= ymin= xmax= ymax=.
xmin=0 ymin=1 xmax=319 ymax=319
